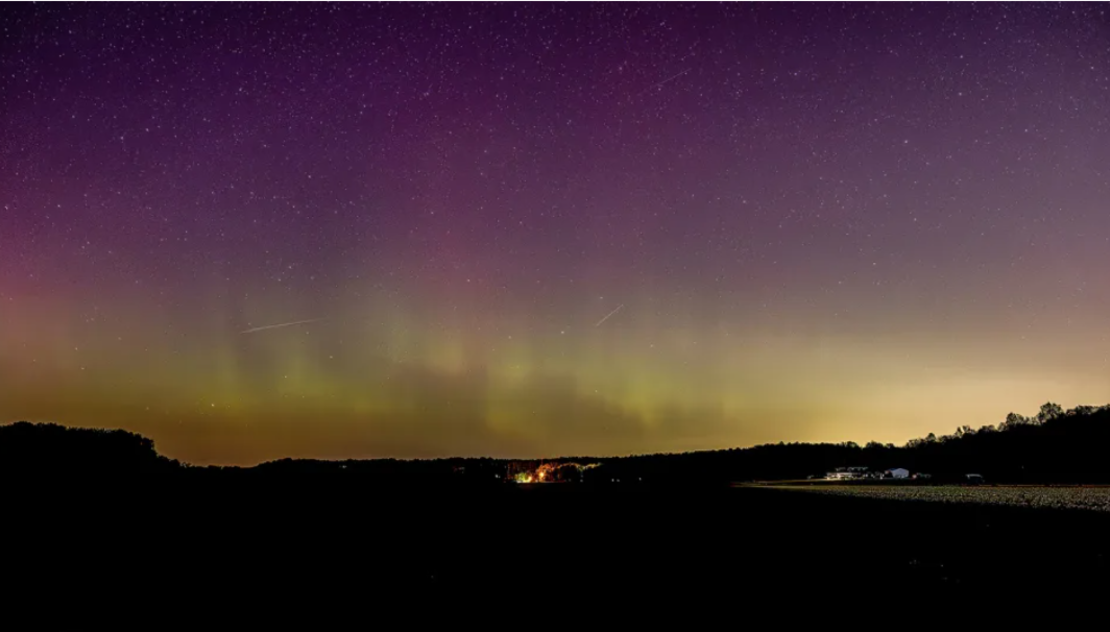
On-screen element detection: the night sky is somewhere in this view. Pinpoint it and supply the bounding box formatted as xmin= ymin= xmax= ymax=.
xmin=2 ymin=3 xmax=1109 ymax=465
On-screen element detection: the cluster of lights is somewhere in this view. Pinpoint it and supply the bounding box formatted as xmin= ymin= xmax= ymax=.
xmin=511 ymin=462 xmax=599 ymax=484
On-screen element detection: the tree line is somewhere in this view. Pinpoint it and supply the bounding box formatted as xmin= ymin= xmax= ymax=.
xmin=595 ymin=403 xmax=1110 ymax=484
xmin=3 ymin=402 xmax=1109 ymax=485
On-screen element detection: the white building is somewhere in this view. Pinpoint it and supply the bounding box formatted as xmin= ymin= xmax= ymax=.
xmin=886 ymin=468 xmax=910 ymax=479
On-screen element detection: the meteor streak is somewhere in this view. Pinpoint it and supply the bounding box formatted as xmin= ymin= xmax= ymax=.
xmin=635 ymin=68 xmax=690 ymax=97
xmin=594 ymin=304 xmax=624 ymax=327
xmin=240 ymin=318 xmax=326 ymax=334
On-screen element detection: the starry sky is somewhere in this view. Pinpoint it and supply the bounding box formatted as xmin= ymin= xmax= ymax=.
xmin=2 ymin=2 xmax=1109 ymax=465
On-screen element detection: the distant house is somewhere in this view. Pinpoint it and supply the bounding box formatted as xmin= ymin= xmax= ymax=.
xmin=826 ymin=466 xmax=869 ymax=480
xmin=886 ymin=468 xmax=910 ymax=479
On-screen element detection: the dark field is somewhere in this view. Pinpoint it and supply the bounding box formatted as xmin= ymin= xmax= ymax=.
xmin=9 ymin=482 xmax=1110 ymax=625
xmin=775 ymin=482 xmax=1110 ymax=511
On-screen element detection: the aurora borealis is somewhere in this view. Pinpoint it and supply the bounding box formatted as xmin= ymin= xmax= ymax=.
xmin=2 ymin=3 xmax=1109 ymax=465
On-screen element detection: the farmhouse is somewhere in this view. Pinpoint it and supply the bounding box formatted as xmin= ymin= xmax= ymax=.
xmin=825 ymin=466 xmax=870 ymax=480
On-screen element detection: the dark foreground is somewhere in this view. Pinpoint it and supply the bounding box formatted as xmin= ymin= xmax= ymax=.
xmin=9 ymin=481 xmax=1110 ymax=626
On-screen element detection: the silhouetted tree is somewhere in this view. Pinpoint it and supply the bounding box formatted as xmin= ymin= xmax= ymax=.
xmin=1037 ymin=402 xmax=1064 ymax=424
xmin=1003 ymin=412 xmax=1029 ymax=430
